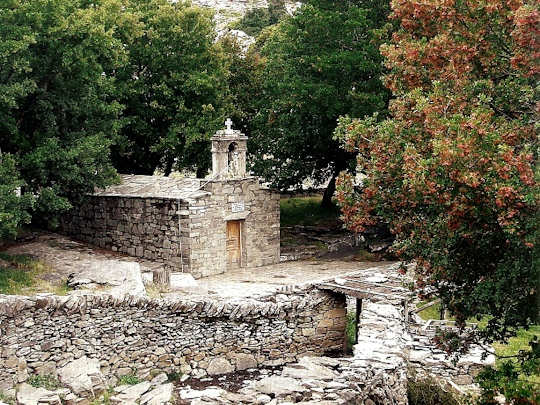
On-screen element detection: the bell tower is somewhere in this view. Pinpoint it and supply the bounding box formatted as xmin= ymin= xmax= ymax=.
xmin=211 ymin=119 xmax=248 ymax=179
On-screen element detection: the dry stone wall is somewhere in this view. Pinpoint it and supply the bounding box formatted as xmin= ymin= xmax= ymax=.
xmin=61 ymin=196 xmax=190 ymax=271
xmin=0 ymin=288 xmax=346 ymax=391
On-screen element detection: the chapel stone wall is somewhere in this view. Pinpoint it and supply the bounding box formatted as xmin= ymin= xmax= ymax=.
xmin=187 ymin=178 xmax=280 ymax=278
xmin=61 ymin=196 xmax=190 ymax=271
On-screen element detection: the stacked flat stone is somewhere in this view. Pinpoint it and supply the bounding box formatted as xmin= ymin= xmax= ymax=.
xmin=0 ymin=288 xmax=346 ymax=391
xmin=60 ymin=176 xmax=280 ymax=279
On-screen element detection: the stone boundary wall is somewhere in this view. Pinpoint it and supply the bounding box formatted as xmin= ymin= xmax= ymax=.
xmin=0 ymin=288 xmax=346 ymax=391
xmin=61 ymin=196 xmax=190 ymax=272
xmin=407 ymin=325 xmax=495 ymax=388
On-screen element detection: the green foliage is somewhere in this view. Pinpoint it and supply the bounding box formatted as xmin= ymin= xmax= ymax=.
xmin=0 ymin=0 xmax=231 ymax=235
xmin=280 ymin=196 xmax=340 ymax=227
xmin=229 ymin=0 xmax=390 ymax=205
xmin=117 ymin=374 xmax=140 ymax=386
xmin=346 ymin=312 xmax=356 ymax=349
xmin=111 ymin=0 xmax=230 ymax=177
xmin=0 ymin=154 xmax=34 ymax=239
xmin=27 ymin=374 xmax=62 ymax=390
xmin=0 ymin=0 xmax=123 ymax=229
xmin=166 ymin=370 xmax=183 ymax=382
xmin=336 ymin=0 xmax=539 ymax=401
xmin=230 ymin=0 xmax=287 ymax=36
xmin=407 ymin=374 xmax=463 ymax=405
xmin=475 ymin=337 xmax=539 ymax=404
xmin=474 ymin=328 xmax=540 ymax=404
xmin=0 ymin=392 xmax=15 ymax=405
xmin=336 ymin=0 xmax=539 ymax=353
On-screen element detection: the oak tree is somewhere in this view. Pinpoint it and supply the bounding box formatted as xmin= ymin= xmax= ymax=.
xmin=246 ymin=0 xmax=390 ymax=206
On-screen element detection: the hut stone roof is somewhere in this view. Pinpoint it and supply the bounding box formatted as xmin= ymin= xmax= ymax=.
xmin=93 ymin=175 xmax=210 ymax=200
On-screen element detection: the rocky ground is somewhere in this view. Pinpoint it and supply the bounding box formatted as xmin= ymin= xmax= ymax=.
xmin=0 ymin=230 xmax=398 ymax=299
xmin=0 ymin=231 xmax=493 ymax=404
xmin=0 ymin=232 xmax=163 ymax=295
xmin=191 ymin=0 xmax=300 ymax=32
xmin=280 ymin=225 xmax=394 ymax=263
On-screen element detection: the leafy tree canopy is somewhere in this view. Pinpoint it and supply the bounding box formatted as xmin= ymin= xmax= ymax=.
xmin=111 ymin=0 xmax=230 ymax=177
xmin=0 ymin=153 xmax=34 ymax=239
xmin=244 ymin=0 xmax=390 ymax=206
xmin=0 ymin=0 xmax=128 ymax=228
xmin=230 ymin=0 xmax=288 ymax=37
xmin=0 ymin=0 xmax=230 ymax=235
xmin=335 ymin=1 xmax=539 ymax=398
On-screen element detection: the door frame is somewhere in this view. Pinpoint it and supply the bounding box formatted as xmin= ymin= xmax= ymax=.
xmin=226 ymin=219 xmax=244 ymax=268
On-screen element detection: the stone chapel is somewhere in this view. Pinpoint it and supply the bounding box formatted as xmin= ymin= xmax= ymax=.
xmin=61 ymin=121 xmax=280 ymax=279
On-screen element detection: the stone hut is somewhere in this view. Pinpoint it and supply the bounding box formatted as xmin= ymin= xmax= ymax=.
xmin=61 ymin=120 xmax=280 ymax=279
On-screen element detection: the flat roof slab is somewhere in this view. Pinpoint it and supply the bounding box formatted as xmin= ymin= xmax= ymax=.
xmin=166 ymin=260 xmax=399 ymax=299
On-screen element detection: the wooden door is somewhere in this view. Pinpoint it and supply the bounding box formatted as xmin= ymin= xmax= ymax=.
xmin=226 ymin=220 xmax=241 ymax=267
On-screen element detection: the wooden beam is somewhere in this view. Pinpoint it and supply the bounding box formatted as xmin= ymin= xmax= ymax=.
xmin=355 ymin=298 xmax=362 ymax=345
xmin=317 ymin=283 xmax=402 ymax=299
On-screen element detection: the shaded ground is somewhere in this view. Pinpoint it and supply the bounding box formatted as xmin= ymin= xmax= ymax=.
xmin=279 ymin=195 xmax=395 ymax=262
xmin=0 ymin=231 xmax=397 ymax=300
xmin=0 ymin=232 xmax=163 ymax=295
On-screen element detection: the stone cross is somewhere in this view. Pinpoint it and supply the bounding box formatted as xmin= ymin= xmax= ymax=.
xmin=225 ymin=118 xmax=233 ymax=131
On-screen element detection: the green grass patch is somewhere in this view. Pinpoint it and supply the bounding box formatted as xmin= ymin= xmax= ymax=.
xmin=0 ymin=252 xmax=71 ymax=296
xmin=27 ymin=374 xmax=62 ymax=390
xmin=0 ymin=392 xmax=15 ymax=405
xmin=280 ymin=196 xmax=340 ymax=227
xmin=493 ymin=325 xmax=540 ymax=385
xmin=346 ymin=312 xmax=356 ymax=349
xmin=117 ymin=374 xmax=140 ymax=386
xmin=416 ymin=300 xmax=445 ymax=321
xmin=0 ymin=263 xmax=34 ymax=295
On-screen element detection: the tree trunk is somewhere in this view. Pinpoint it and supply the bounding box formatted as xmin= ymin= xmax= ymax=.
xmin=196 ymin=167 xmax=207 ymax=178
xmin=153 ymin=268 xmax=170 ymax=286
xmin=321 ymin=174 xmax=337 ymax=209
xmin=164 ymin=158 xmax=174 ymax=176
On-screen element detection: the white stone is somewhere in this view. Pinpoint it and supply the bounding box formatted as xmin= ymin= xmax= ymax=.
xmin=207 ymin=357 xmax=234 ymax=375
xmin=141 ymin=272 xmax=153 ymax=285
xmin=67 ymin=260 xmax=145 ymax=296
xmin=57 ymin=356 xmax=104 ymax=395
xmin=179 ymin=388 xmax=225 ymax=400
xmin=169 ymin=273 xmax=198 ymax=290
xmin=256 ymin=394 xmax=272 ymax=404
xmin=16 ymin=383 xmax=61 ymax=405
xmin=140 ymin=383 xmax=173 ymax=405
xmin=113 ymin=381 xmax=151 ymax=402
xmin=252 ymin=376 xmax=306 ymax=395
xmin=150 ymin=373 xmax=168 ymax=386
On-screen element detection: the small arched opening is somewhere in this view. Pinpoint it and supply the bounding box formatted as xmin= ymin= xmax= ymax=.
xmin=228 ymin=142 xmax=239 ymax=175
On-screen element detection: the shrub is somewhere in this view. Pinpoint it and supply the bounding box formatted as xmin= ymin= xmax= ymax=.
xmin=407 ymin=374 xmax=464 ymax=405
xmin=27 ymin=374 xmax=62 ymax=390
xmin=117 ymin=374 xmax=140 ymax=386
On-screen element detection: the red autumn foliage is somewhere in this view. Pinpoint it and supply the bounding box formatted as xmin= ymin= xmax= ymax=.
xmin=335 ymin=0 xmax=538 ymax=356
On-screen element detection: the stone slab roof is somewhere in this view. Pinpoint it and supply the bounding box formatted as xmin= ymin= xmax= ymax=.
xmin=93 ymin=175 xmax=210 ymax=200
